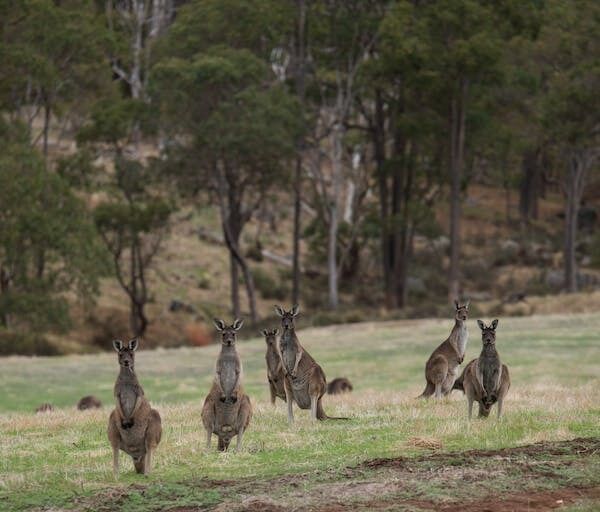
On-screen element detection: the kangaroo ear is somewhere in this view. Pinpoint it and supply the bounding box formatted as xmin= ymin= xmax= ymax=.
xmin=112 ymin=339 xmax=123 ymax=352
xmin=232 ymin=318 xmax=244 ymax=331
xmin=477 ymin=320 xmax=485 ymax=331
xmin=454 ymin=300 xmax=460 ymax=310
xmin=274 ymin=305 xmax=284 ymax=317
xmin=491 ymin=319 xmax=499 ymax=330
xmin=273 ymin=328 xmax=279 ymax=335
xmin=213 ymin=318 xmax=225 ymax=331
xmin=261 ymin=329 xmax=268 ymax=337
xmin=464 ymin=300 xmax=470 ymax=308
xmin=291 ymin=304 xmax=300 ymax=316
xmin=128 ymin=338 xmax=139 ymax=351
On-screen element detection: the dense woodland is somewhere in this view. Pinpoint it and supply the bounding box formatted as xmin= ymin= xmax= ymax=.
xmin=0 ymin=0 xmax=599 ymax=354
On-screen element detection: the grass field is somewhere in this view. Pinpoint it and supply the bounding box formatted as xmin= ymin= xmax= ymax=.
xmin=1 ymin=313 xmax=599 ymax=511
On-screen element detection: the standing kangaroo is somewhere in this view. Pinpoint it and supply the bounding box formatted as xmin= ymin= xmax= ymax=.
xmin=107 ymin=338 xmax=162 ymax=478
xmin=420 ymin=300 xmax=469 ymax=398
xmin=454 ymin=319 xmax=510 ymax=419
xmin=275 ymin=305 xmax=346 ymax=423
xmin=201 ymin=319 xmax=252 ymax=451
xmin=262 ymin=328 xmax=286 ymax=405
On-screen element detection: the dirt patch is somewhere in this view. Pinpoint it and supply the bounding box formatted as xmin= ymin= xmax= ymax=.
xmin=359 ymin=437 xmax=599 ymax=472
xmin=79 ymin=437 xmax=600 ymax=512
xmin=440 ymin=486 xmax=600 ymax=511
xmin=316 ymin=486 xmax=600 ymax=512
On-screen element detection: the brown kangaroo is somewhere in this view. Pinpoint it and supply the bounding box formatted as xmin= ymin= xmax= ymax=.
xmin=262 ymin=328 xmax=286 ymax=404
xmin=455 ymin=319 xmax=510 ymax=419
xmin=212 ymin=318 xmax=244 ymax=404
xmin=420 ymin=300 xmax=469 ymax=398
xmin=275 ymin=305 xmax=347 ymax=423
xmin=77 ymin=395 xmax=102 ymax=410
xmin=107 ymin=338 xmax=162 ymax=478
xmin=327 ymin=377 xmax=353 ymax=395
xmin=201 ymin=319 xmax=252 ymax=451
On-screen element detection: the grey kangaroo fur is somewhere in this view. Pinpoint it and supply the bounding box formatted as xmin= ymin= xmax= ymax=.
xmin=275 ymin=304 xmax=348 ymax=423
xmin=420 ymin=300 xmax=469 ymax=398
xmin=107 ymin=338 xmax=162 ymax=478
xmin=201 ymin=319 xmax=252 ymax=451
xmin=262 ymin=328 xmax=286 ymax=404
xmin=327 ymin=377 xmax=353 ymax=395
xmin=454 ymin=319 xmax=510 ymax=419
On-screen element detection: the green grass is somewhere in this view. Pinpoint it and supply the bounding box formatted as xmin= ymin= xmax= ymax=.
xmin=1 ymin=313 xmax=599 ymax=511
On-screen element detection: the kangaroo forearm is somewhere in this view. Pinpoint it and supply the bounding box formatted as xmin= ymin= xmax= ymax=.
xmin=130 ymin=395 xmax=142 ymax=418
xmin=293 ymin=350 xmax=303 ymax=374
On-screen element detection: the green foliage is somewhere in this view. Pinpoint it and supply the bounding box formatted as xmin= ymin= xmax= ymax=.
xmin=0 ymin=0 xmax=110 ymax=121
xmin=0 ymin=122 xmax=107 ymax=333
xmin=252 ymin=267 xmax=288 ymax=301
xmin=77 ymin=98 xmax=154 ymax=146
xmin=541 ymin=0 xmax=600 ymax=146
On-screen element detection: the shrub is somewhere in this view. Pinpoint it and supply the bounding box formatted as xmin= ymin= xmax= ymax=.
xmin=253 ymin=267 xmax=288 ymax=301
xmin=0 ymin=330 xmax=60 ymax=356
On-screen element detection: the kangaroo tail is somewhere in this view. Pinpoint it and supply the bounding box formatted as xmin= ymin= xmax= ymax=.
xmin=417 ymin=381 xmax=435 ymax=399
xmin=316 ymin=399 xmax=349 ymax=421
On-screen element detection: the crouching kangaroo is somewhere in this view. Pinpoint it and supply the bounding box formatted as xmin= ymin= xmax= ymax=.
xmin=420 ymin=300 xmax=469 ymax=398
xmin=107 ymin=338 xmax=162 ymax=478
xmin=262 ymin=328 xmax=286 ymax=405
xmin=201 ymin=319 xmax=252 ymax=451
xmin=275 ymin=305 xmax=347 ymax=423
xmin=454 ymin=319 xmax=510 ymax=419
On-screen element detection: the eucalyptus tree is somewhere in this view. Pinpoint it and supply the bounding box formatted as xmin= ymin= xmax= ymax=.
xmin=76 ymin=97 xmax=172 ymax=337
xmin=0 ymin=122 xmax=106 ymax=334
xmin=304 ymin=0 xmax=384 ymax=309
xmin=0 ymin=0 xmax=108 ymax=157
xmin=152 ymin=0 xmax=300 ymax=322
xmin=541 ymin=0 xmax=600 ymax=292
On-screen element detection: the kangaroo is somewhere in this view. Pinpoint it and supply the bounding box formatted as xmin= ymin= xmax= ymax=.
xmin=455 ymin=319 xmax=510 ymax=419
xmin=275 ymin=304 xmax=346 ymax=423
xmin=327 ymin=377 xmax=353 ymax=395
xmin=107 ymin=338 xmax=162 ymax=478
xmin=35 ymin=403 xmax=54 ymax=413
xmin=420 ymin=300 xmax=469 ymax=398
xmin=212 ymin=318 xmax=244 ymax=404
xmin=201 ymin=319 xmax=252 ymax=451
xmin=77 ymin=395 xmax=102 ymax=410
xmin=262 ymin=328 xmax=286 ymax=404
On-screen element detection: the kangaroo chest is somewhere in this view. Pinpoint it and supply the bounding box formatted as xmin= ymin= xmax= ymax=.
xmin=479 ymin=349 xmax=501 ymax=393
xmin=455 ymin=323 xmax=468 ymax=359
xmin=120 ymin=386 xmax=137 ymax=418
xmin=266 ymin=349 xmax=282 ymax=376
xmin=279 ymin=333 xmax=298 ymax=372
xmin=116 ymin=373 xmax=141 ymax=418
xmin=218 ymin=350 xmax=240 ymax=395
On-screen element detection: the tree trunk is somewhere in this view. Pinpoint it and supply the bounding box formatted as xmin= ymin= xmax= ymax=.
xmin=128 ymin=242 xmax=148 ymax=337
xmin=42 ymin=98 xmax=50 ymax=159
xmin=373 ymin=89 xmax=394 ymax=308
xmin=519 ymin=147 xmax=540 ymax=224
xmin=292 ymin=0 xmax=306 ymax=306
xmin=214 ymin=165 xmax=258 ymax=323
xmin=0 ymin=267 xmax=10 ymax=328
xmin=223 ymin=229 xmax=258 ymax=324
xmin=328 ymin=118 xmax=343 ymax=309
xmin=229 ymin=253 xmax=241 ymax=319
xmin=448 ymin=78 xmax=468 ymax=301
xmin=328 ymin=204 xmax=339 ymax=309
xmin=563 ymin=150 xmax=591 ymax=293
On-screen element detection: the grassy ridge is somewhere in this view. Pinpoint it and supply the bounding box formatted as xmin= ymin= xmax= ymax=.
xmin=1 ymin=314 xmax=599 ymax=510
